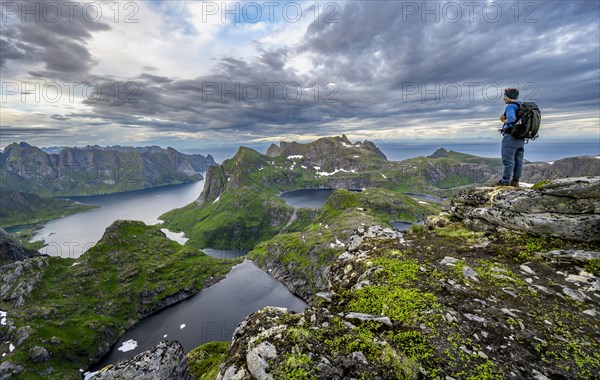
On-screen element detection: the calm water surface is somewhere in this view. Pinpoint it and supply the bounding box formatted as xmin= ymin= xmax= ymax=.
xmin=32 ymin=181 xmax=205 ymax=258
xmin=88 ymin=260 xmax=307 ymax=371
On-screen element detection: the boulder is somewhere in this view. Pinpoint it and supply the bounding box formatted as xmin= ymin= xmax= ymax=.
xmin=451 ymin=177 xmax=600 ymax=242
xmin=28 ymin=346 xmax=50 ymax=363
xmin=88 ymin=340 xmax=194 ymax=380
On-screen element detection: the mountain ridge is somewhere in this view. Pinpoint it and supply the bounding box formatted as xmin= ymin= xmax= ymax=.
xmin=0 ymin=143 xmax=216 ymax=197
xmin=162 ymin=136 xmax=598 ymax=250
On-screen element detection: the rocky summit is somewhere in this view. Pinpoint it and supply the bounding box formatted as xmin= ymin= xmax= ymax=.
xmin=451 ymin=177 xmax=600 ymax=242
xmin=215 ymin=177 xmax=599 ymax=379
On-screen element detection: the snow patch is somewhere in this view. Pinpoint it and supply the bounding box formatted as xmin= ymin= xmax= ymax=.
xmin=9 ymin=343 xmax=14 ymax=352
xmin=117 ymin=339 xmax=138 ymax=352
xmin=164 ymin=334 xmax=168 ymax=338
xmin=548 ymin=161 xmax=554 ymax=165
xmin=381 ymin=173 xmax=387 ymax=178
xmin=180 ymin=324 xmax=186 ymax=330
xmin=341 ymin=142 xmax=356 ymax=148
xmin=287 ymin=155 xmax=303 ymax=159
xmin=0 ymin=310 xmax=7 ymax=326
xmin=161 ymin=229 xmax=189 ymax=245
xmin=213 ymin=195 xmax=221 ymax=203
xmin=353 ymin=155 xmax=360 ymax=158
xmin=317 ymin=168 xmax=353 ymax=177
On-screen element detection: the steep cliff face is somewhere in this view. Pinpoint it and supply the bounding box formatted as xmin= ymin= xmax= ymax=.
xmin=522 ymin=156 xmax=600 ymax=183
xmin=0 ymin=142 xmax=216 ymax=196
xmin=218 ymin=177 xmax=600 ymax=379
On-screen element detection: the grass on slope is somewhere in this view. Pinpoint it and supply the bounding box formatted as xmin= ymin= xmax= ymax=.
xmin=0 ymin=220 xmax=237 ymax=379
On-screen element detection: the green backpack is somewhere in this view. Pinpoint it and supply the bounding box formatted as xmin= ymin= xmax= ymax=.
xmin=511 ymin=102 xmax=541 ymax=140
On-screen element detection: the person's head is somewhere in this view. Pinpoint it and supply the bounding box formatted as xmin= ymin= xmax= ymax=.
xmin=503 ymin=88 xmax=519 ymax=103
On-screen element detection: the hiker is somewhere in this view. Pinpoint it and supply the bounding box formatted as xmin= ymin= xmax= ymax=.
xmin=498 ymin=87 xmax=524 ymax=186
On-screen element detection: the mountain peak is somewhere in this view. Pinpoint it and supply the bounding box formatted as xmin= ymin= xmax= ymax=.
xmin=264 ymin=136 xmax=386 ymax=161
xmin=428 ymin=148 xmax=449 ymax=158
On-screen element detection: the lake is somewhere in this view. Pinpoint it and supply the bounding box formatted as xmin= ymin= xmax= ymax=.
xmin=32 ymin=181 xmax=205 ymax=258
xmin=87 ymin=259 xmax=307 ymax=372
xmin=279 ymin=188 xmax=339 ymax=208
xmin=280 ymin=189 xmax=444 ymax=208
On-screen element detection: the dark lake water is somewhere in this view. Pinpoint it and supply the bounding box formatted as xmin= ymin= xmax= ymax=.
xmin=31 ymin=181 xmax=205 ymax=258
xmin=280 ymin=189 xmax=445 ymax=209
xmin=87 ymin=260 xmax=307 ymax=373
xmin=279 ymin=188 xmax=337 ymax=208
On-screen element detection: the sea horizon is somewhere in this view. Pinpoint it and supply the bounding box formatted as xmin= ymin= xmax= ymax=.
xmin=180 ymin=140 xmax=600 ymax=164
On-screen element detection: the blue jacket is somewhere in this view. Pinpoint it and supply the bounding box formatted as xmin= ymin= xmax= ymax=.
xmin=503 ymin=101 xmax=522 ymax=131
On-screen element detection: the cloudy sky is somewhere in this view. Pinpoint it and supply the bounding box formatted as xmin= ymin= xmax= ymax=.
xmin=1 ymin=0 xmax=599 ymax=153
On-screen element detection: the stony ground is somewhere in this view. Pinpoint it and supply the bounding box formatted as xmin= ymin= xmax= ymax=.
xmin=217 ymin=222 xmax=599 ymax=379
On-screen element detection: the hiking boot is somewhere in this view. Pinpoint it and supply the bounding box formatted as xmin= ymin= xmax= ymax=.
xmin=495 ymin=180 xmax=509 ymax=187
xmin=509 ymin=181 xmax=519 ymax=187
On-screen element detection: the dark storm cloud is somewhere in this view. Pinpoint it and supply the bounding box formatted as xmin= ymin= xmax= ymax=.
xmin=0 ymin=126 xmax=63 ymax=136
xmin=297 ymin=1 xmax=600 ymax=117
xmin=0 ymin=0 xmax=110 ymax=77
xmin=84 ymin=1 xmax=597 ymax=138
xmin=3 ymin=0 xmax=598 ymax=141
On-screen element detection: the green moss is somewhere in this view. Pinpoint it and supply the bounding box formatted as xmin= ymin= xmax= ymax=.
xmin=433 ymin=223 xmax=485 ymax=245
xmin=346 ymin=254 xmax=439 ymax=325
xmin=532 ymin=179 xmax=551 ymax=190
xmin=272 ymin=352 xmax=317 ymax=380
xmin=583 ymin=258 xmax=600 ymax=276
xmin=186 ymin=341 xmax=230 ymax=380
xmin=411 ymin=224 xmax=425 ymax=233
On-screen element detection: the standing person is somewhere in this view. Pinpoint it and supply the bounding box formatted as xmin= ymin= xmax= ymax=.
xmin=498 ymin=87 xmax=524 ymax=187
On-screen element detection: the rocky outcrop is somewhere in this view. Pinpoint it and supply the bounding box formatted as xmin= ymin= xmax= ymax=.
xmin=0 ymin=256 xmax=49 ymax=307
xmin=88 ymin=341 xmax=194 ymax=380
xmin=28 ymin=345 xmax=50 ymax=363
xmin=0 ymin=361 xmax=25 ymax=380
xmin=0 ymin=229 xmax=42 ymax=265
xmin=451 ymin=177 xmax=600 ymax=242
xmin=265 ymin=135 xmax=387 ymax=164
xmin=219 ymin=220 xmax=600 ymax=379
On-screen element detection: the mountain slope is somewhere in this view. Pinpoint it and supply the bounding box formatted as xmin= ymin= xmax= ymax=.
xmin=0 ymin=190 xmax=97 ymax=228
xmin=161 ymin=137 xmax=500 ymax=250
xmin=0 ymin=142 xmax=216 ymax=196
xmin=0 ymin=220 xmax=237 ymax=379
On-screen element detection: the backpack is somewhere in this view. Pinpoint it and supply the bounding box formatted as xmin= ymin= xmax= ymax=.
xmin=511 ymin=102 xmax=541 ymax=140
